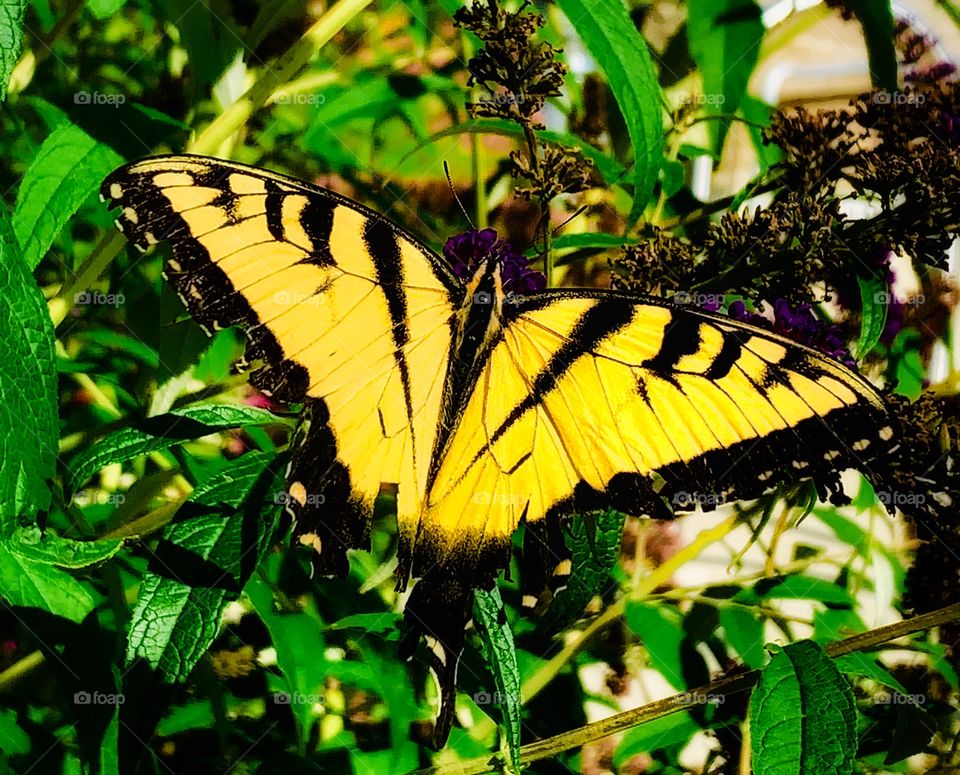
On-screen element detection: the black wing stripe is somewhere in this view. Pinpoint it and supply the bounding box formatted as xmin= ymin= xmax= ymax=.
xmin=363 ymin=217 xmax=417 ymax=454
xmin=704 ymin=331 xmax=743 ymax=380
xmin=264 ymin=179 xmax=286 ymax=242
xmin=642 ymin=311 xmax=702 ymax=373
xmin=487 ymin=299 xmax=635 ymax=451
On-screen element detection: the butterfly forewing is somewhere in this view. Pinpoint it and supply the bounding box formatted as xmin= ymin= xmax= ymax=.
xmin=101 ymin=155 xmax=458 ymax=578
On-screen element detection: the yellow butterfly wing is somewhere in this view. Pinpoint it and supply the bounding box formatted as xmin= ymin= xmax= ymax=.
xmin=419 ymin=289 xmax=893 ymax=596
xmin=101 ymin=155 xmax=458 ymax=577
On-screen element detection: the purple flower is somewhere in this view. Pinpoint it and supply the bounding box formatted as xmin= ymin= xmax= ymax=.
xmin=770 ymin=299 xmax=855 ymax=367
xmin=940 ymin=108 xmax=960 ymax=145
xmin=710 ymin=296 xmax=855 ymax=367
xmin=443 ymin=228 xmax=546 ymax=296
xmin=905 ymin=61 xmax=957 ymax=84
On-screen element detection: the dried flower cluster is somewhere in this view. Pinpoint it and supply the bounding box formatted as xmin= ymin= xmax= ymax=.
xmin=615 ymin=80 xmax=960 ymax=360
xmin=454 ymin=0 xmax=592 ymax=253
xmin=895 ymin=393 xmax=960 ymax=666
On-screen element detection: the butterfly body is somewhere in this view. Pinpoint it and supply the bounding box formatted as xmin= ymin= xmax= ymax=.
xmin=101 ymin=154 xmax=895 ymax=745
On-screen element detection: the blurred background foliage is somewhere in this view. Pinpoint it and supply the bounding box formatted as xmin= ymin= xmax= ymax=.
xmin=2 ymin=0 xmax=960 ymax=773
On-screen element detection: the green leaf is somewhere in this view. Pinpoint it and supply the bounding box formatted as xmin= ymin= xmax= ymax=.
xmin=551 ymin=233 xmax=636 ymax=252
xmin=69 ymin=404 xmax=285 ymax=493
xmin=158 ymin=0 xmax=240 ymax=89
xmin=883 ymin=703 xmax=937 ymax=764
xmin=12 ymin=123 xmax=122 ymax=268
xmin=156 ymin=700 xmax=216 ymax=737
xmin=538 ymin=509 xmax=625 ymax=634
xmin=890 ymin=328 xmax=924 ymax=400
xmin=613 ymin=711 xmax=700 ymax=766
xmin=125 ymin=452 xmax=281 ymax=682
xmin=0 ymin=708 xmax=30 ymax=755
xmin=77 ymin=329 xmax=160 ymax=368
xmin=832 ymin=653 xmax=908 ymax=695
xmin=474 ymin=586 xmax=522 ymax=771
xmin=750 ymin=574 xmax=853 ymax=607
xmin=98 ymin=687 xmax=120 ymax=775
xmin=740 ymin=95 xmax=779 ymax=171
xmin=246 ymin=0 xmax=304 ymax=50
xmin=328 ymin=611 xmax=403 ymax=639
xmin=839 ymin=1 xmax=897 ymax=91
xmin=0 ymin=210 xmax=57 ymax=526
xmin=687 ymin=0 xmax=764 ymax=154
xmin=855 ymin=274 xmax=888 ymax=358
xmin=749 ymin=640 xmax=856 ymax=775
xmin=0 ymin=542 xmax=96 ymax=623
xmin=625 ymin=602 xmax=687 ymax=690
xmin=719 ymin=607 xmax=766 ymax=669
xmin=0 ymin=0 xmax=26 ymax=99
xmin=660 ymin=159 xmax=686 ymax=197
xmin=86 ymin=0 xmax=124 ymax=20
xmin=556 ymin=0 xmax=663 ymax=221
xmin=7 ymin=525 xmax=123 ymax=568
xmin=355 ymin=639 xmax=419 ymax=773
xmin=246 ymin=573 xmax=328 ymax=748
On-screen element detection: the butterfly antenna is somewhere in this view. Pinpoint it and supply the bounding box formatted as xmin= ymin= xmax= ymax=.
xmin=553 ymin=205 xmax=589 ymax=236
xmin=514 ymin=204 xmax=590 ymax=258
xmin=444 ymin=160 xmax=475 ymax=230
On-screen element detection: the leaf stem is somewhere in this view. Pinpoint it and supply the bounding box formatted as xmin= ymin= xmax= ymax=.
xmin=187 ymin=0 xmax=376 ymax=155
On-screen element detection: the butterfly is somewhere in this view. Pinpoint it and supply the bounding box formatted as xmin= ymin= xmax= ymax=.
xmin=101 ymin=154 xmax=895 ymax=745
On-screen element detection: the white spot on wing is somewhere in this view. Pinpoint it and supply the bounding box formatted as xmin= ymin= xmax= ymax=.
xmin=425 ymin=636 xmax=447 ymax=667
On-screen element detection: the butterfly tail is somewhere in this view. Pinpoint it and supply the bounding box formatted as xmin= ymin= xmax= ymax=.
xmin=400 ymin=564 xmax=476 ymax=748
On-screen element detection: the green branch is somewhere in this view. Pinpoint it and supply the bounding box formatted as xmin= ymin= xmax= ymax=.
xmin=420 ymin=602 xmax=960 ymax=775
